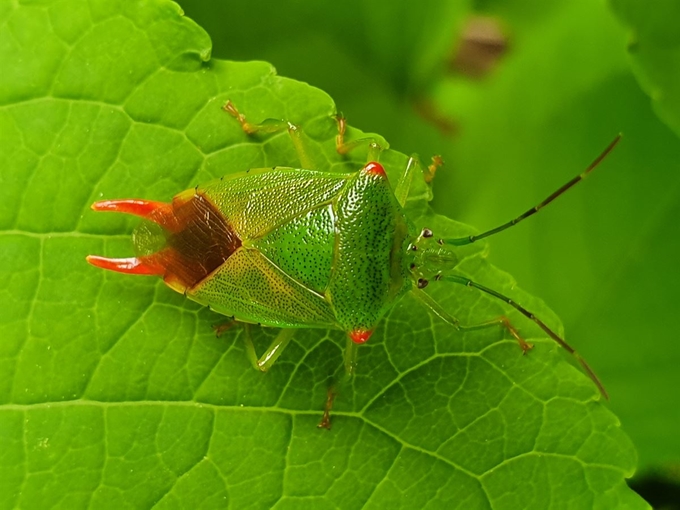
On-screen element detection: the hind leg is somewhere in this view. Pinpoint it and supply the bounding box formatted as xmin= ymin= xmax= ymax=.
xmin=223 ymin=100 xmax=318 ymax=170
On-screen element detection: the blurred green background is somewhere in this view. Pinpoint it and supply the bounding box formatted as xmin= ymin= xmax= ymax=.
xmin=180 ymin=0 xmax=680 ymax=505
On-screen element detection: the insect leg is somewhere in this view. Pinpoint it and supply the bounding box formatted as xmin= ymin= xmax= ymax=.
xmin=241 ymin=325 xmax=297 ymax=372
xmin=413 ymin=276 xmax=608 ymax=399
xmin=212 ymin=321 xmax=236 ymax=337
xmin=411 ymin=286 xmax=530 ymax=348
xmin=223 ymin=100 xmax=318 ymax=170
xmin=335 ymin=115 xmax=383 ymax=162
xmin=311 ymin=336 xmax=361 ymax=429
xmin=317 ymin=385 xmax=337 ymax=430
xmin=343 ymin=336 xmax=361 ymax=377
xmin=393 ymin=154 xmax=443 ymax=207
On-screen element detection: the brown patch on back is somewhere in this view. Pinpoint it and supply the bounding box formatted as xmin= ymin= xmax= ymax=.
xmin=146 ymin=191 xmax=241 ymax=292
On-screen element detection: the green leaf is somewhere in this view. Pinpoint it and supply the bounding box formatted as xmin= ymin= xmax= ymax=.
xmin=184 ymin=0 xmax=680 ymax=490
xmin=0 ymin=0 xmax=648 ymax=509
xmin=611 ymin=0 xmax=680 ymax=137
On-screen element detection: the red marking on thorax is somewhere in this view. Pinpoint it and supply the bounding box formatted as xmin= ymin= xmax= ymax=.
xmin=362 ymin=162 xmax=386 ymax=178
xmin=350 ymin=329 xmax=373 ymax=344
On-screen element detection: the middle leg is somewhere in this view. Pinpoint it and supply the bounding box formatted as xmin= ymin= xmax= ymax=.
xmin=241 ymin=325 xmax=297 ymax=372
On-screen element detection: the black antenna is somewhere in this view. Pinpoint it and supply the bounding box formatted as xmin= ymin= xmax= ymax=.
xmin=443 ymin=135 xmax=621 ymax=246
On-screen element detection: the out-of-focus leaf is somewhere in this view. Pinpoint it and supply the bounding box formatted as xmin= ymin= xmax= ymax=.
xmin=426 ymin=0 xmax=680 ymax=471
xmin=611 ymin=0 xmax=680 ymax=136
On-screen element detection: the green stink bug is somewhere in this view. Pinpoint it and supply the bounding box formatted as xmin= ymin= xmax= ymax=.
xmin=87 ymin=102 xmax=618 ymax=401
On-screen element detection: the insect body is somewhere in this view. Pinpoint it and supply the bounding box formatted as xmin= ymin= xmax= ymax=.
xmin=87 ymin=102 xmax=618 ymax=399
xmin=90 ymin=161 xmax=411 ymax=352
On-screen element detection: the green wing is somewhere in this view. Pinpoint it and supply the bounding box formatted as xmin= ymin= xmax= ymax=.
xmin=200 ymin=168 xmax=350 ymax=240
xmin=251 ymin=204 xmax=335 ymax=294
xmin=191 ymin=247 xmax=337 ymax=328
xmin=188 ymin=168 xmax=349 ymax=328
